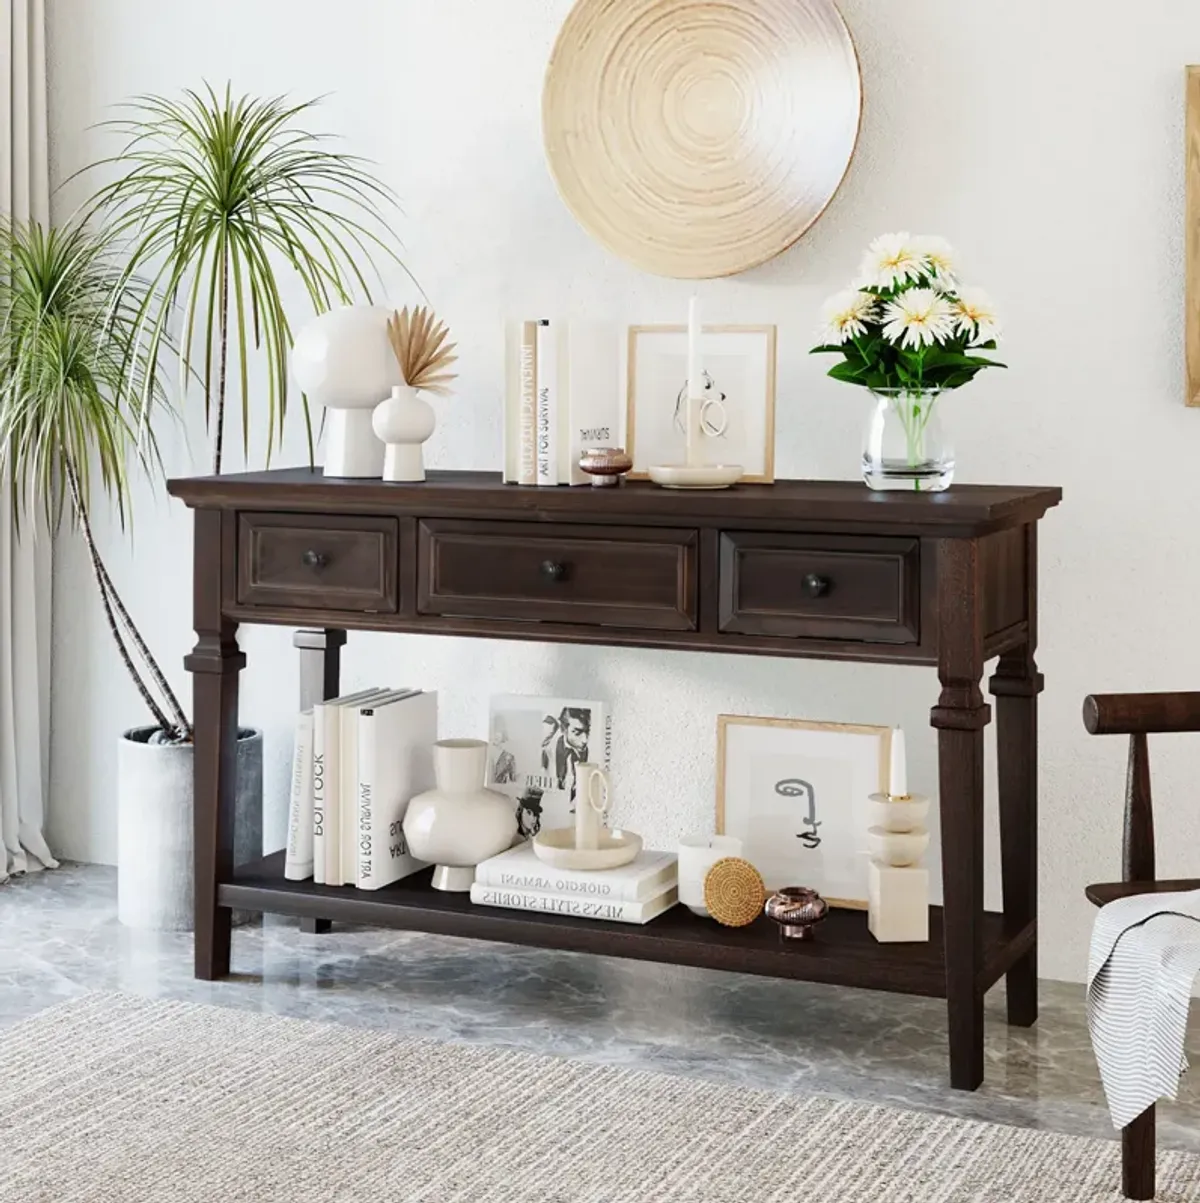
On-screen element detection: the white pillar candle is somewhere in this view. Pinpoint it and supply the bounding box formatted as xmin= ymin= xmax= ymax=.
xmin=888 ymin=727 xmax=908 ymax=799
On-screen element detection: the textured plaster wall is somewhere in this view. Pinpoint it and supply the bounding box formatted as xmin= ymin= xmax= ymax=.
xmin=44 ymin=0 xmax=1200 ymax=983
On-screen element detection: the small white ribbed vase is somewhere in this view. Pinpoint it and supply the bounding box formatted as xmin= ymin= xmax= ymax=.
xmin=372 ymin=384 xmax=435 ymax=482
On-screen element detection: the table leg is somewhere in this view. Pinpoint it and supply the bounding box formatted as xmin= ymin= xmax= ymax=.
xmin=932 ymin=538 xmax=990 ymax=1091
xmin=990 ymin=643 xmax=1041 ymax=1027
xmin=294 ymin=629 xmax=346 ymax=937
xmin=186 ymin=509 xmax=245 ymax=981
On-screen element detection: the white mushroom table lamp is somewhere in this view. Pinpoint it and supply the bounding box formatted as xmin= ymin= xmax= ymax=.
xmin=290 ymin=305 xmax=400 ymax=478
xmin=372 ymin=306 xmax=458 ymax=483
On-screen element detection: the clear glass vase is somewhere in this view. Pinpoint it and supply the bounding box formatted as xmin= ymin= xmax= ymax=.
xmin=862 ymin=389 xmax=955 ymax=492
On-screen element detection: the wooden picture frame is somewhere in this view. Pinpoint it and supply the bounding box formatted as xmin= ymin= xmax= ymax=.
xmin=1187 ymin=66 xmax=1200 ymax=406
xmin=715 ymin=715 xmax=893 ymax=909
xmin=625 ymin=324 xmax=777 ymax=482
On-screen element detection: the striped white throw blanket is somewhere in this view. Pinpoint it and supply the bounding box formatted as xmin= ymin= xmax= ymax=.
xmin=1087 ymin=890 xmax=1200 ymax=1129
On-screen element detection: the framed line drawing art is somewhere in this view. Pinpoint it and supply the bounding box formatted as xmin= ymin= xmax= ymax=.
xmin=626 ymin=324 xmax=777 ymax=481
xmin=716 ymin=715 xmax=893 ymax=908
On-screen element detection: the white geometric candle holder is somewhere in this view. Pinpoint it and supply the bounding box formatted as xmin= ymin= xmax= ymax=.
xmin=865 ymin=791 xmax=930 ymax=943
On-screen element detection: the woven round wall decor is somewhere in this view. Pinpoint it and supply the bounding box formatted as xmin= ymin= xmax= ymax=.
xmin=703 ymin=857 xmax=766 ymax=927
xmin=542 ymin=0 xmax=862 ymax=279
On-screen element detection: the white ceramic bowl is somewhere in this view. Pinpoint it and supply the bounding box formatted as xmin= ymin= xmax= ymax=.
xmin=647 ymin=464 xmax=743 ymax=490
xmin=867 ymin=794 xmax=930 ymax=834
xmin=866 ymin=825 xmax=930 ymax=867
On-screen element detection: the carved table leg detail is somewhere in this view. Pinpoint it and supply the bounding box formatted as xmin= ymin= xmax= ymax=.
xmin=990 ymin=648 xmax=1042 ymax=1028
xmin=932 ymin=538 xmax=990 ymax=1091
xmin=186 ymin=629 xmax=245 ymax=981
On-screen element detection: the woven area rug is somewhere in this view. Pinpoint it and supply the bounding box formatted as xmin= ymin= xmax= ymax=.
xmin=2 ymin=995 xmax=1199 ymax=1202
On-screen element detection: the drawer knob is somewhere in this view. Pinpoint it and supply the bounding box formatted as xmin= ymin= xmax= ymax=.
xmin=540 ymin=559 xmax=567 ymax=582
xmin=802 ymin=572 xmax=830 ymax=598
xmin=301 ymin=549 xmax=329 ymax=570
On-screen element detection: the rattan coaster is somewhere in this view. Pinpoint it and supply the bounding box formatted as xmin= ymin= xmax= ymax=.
xmin=703 ymin=857 xmax=766 ymax=927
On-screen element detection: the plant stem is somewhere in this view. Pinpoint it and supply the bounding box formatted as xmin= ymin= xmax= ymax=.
xmin=92 ymin=553 xmax=191 ymax=738
xmin=212 ymin=241 xmax=229 ymax=476
xmin=65 ymin=458 xmax=178 ymax=737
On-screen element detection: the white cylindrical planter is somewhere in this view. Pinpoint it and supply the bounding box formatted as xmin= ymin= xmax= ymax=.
xmin=373 ymin=385 xmax=436 ymax=482
xmin=117 ymin=726 xmax=263 ymax=931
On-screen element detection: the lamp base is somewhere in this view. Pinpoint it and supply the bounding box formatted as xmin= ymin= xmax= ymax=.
xmin=324 ymin=408 xmax=384 ymax=478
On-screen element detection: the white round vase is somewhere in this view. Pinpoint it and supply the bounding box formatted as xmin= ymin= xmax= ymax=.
xmin=290 ymin=305 xmax=401 ymax=478
xmin=402 ymin=739 xmax=517 ymax=891
xmin=372 ymin=385 xmax=435 ymax=482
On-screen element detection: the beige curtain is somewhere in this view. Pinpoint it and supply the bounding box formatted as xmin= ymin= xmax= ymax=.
xmin=0 ymin=0 xmax=55 ymax=881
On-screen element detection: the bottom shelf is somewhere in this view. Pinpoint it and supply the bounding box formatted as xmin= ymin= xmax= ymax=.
xmin=221 ymin=852 xmax=1034 ymax=1000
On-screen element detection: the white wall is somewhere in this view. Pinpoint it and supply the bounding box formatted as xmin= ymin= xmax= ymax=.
xmin=43 ymin=0 xmax=1200 ymax=985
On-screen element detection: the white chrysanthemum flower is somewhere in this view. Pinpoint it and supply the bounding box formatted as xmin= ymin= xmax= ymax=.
xmin=819 ymin=289 xmax=877 ymax=343
xmin=952 ymin=287 xmax=1001 ymax=342
xmin=857 ymin=232 xmax=925 ymax=290
xmin=914 ymin=235 xmax=958 ymax=287
xmin=881 ymin=288 xmax=957 ymax=349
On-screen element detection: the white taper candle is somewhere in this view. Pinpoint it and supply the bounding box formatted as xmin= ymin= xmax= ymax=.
xmin=687 ymin=294 xmax=702 ymax=400
xmin=888 ymin=727 xmax=908 ymax=799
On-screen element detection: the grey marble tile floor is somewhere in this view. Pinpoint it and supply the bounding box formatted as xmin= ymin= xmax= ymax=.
xmin=3 ymin=862 xmax=1198 ymax=1153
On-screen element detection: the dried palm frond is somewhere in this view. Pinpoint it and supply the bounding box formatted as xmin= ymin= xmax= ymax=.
xmin=386 ymin=306 xmax=457 ymax=395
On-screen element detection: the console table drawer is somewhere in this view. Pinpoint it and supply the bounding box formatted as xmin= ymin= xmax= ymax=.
xmin=719 ymin=532 xmax=920 ymax=643
xmin=418 ymin=520 xmax=698 ymax=630
xmin=237 ymin=513 xmax=399 ymax=613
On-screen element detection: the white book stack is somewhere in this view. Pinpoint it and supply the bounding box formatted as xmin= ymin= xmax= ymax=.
xmin=471 ymin=843 xmax=678 ymax=925
xmin=504 ymin=320 xmax=619 ymax=487
xmin=284 ymin=687 xmax=438 ymax=889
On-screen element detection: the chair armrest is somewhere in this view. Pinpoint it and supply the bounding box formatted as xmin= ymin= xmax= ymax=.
xmin=1083 ymin=692 xmax=1200 ymax=735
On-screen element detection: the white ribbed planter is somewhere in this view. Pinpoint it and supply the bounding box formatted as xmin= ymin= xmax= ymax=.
xmin=117 ymin=726 xmax=263 ymax=931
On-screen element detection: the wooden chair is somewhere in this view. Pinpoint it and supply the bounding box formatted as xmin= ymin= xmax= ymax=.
xmin=1083 ymin=692 xmax=1200 ymax=1201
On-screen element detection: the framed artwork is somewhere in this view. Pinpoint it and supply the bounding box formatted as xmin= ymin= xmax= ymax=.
xmin=487 ymin=694 xmax=612 ymax=839
xmin=625 ymin=324 xmax=777 ymax=482
xmin=716 ymin=715 xmax=893 ymax=909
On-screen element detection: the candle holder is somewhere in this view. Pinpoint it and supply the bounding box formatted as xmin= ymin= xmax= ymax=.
xmin=865 ymin=791 xmax=930 ymax=943
xmin=764 ymin=886 xmax=829 ymax=941
xmin=648 ymin=299 xmax=742 ymax=490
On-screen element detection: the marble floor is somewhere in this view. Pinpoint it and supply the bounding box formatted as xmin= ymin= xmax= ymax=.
xmin=3 ymin=863 xmax=1199 ymax=1153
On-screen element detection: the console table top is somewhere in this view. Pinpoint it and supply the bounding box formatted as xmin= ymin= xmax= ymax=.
xmin=169 ymin=468 xmax=1061 ymax=534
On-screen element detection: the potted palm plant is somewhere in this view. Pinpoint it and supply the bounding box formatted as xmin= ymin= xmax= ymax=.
xmin=0 ymin=87 xmax=406 ymax=930
xmin=0 ymin=217 xmax=249 ymax=929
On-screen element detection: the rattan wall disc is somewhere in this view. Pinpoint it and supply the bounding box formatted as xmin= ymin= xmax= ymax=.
xmin=542 ymin=0 xmax=862 ymax=279
xmin=703 ymin=857 xmax=766 ymax=927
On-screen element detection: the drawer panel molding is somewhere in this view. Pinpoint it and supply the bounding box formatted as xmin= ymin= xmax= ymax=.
xmin=237 ymin=512 xmax=399 ymax=613
xmin=719 ymin=531 xmax=920 ymax=643
xmin=418 ymin=519 xmax=698 ymax=631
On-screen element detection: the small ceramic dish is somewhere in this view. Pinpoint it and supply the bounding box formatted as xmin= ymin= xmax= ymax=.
xmin=532 ymin=827 xmax=642 ymax=871
xmin=647 ymin=464 xmax=743 ymax=490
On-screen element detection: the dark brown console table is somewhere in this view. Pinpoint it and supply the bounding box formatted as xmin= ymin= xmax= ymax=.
xmin=168 ymin=468 xmax=1061 ymax=1091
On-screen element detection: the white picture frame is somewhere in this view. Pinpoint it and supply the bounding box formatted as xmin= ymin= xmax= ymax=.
xmin=626 ymin=324 xmax=777 ymax=483
xmin=716 ymin=715 xmax=893 ymax=909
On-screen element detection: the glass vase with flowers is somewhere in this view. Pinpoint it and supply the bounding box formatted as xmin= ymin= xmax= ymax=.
xmin=811 ymin=234 xmax=1005 ymax=491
